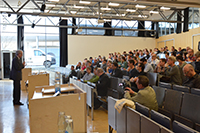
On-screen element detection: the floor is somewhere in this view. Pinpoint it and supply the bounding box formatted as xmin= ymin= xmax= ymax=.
xmin=0 ymin=80 xmax=111 ymax=133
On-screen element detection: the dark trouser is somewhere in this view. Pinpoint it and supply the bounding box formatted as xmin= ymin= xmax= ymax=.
xmin=13 ymin=80 xmax=21 ymax=103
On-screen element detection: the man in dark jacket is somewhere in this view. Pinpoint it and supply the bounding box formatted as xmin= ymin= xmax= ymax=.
xmin=96 ymin=68 xmax=110 ymax=97
xmin=10 ymin=50 xmax=25 ymax=105
xmin=111 ymin=62 xmax=123 ymax=78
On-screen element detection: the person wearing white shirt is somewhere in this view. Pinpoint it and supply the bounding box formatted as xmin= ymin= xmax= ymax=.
xmin=82 ymin=67 xmax=94 ymax=81
xmin=151 ymin=54 xmax=159 ymax=70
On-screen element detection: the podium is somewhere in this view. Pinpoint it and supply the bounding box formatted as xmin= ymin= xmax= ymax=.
xmin=21 ymin=68 xmax=32 ymax=91
xmin=29 ymin=84 xmax=87 ymax=133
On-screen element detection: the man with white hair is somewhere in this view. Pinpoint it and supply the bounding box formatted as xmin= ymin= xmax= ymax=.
xmin=10 ymin=50 xmax=25 ymax=105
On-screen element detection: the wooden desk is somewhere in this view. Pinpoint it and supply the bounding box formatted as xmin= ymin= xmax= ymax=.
xmin=29 ymin=84 xmax=87 ymax=133
xmin=21 ymin=68 xmax=32 ymax=91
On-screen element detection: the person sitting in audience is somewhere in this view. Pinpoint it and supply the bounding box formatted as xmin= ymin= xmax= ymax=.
xmin=128 ymin=59 xmax=138 ymax=79
xmin=92 ymin=58 xmax=100 ymax=68
xmin=117 ymin=56 xmax=122 ymax=67
xmin=139 ymin=50 xmax=145 ymax=59
xmin=82 ymin=67 xmax=94 ymax=81
xmin=121 ymin=56 xmax=128 ymax=70
xmin=176 ymin=55 xmax=187 ymax=83
xmin=171 ymin=46 xmax=177 ymax=56
xmin=183 ymin=64 xmax=200 ymax=88
xmin=164 ymin=46 xmax=169 ymax=52
xmin=177 ymin=47 xmax=183 ymax=56
xmin=154 ymin=58 xmax=167 ymax=75
xmin=132 ymin=56 xmax=138 ymax=66
xmin=81 ymin=62 xmax=86 ymax=71
xmin=195 ymin=51 xmax=200 ymax=74
xmin=186 ymin=49 xmax=196 ymax=62
xmin=75 ymin=62 xmax=81 ymax=70
xmin=140 ymin=58 xmax=153 ymax=73
xmin=96 ymin=68 xmax=110 ymax=97
xmin=89 ymin=57 xmax=94 ymax=63
xmin=151 ymin=54 xmax=159 ymax=70
xmin=113 ymin=55 xmax=118 ymax=63
xmin=160 ymin=47 xmax=164 ymax=54
xmin=84 ymin=67 xmax=99 ymax=83
xmin=111 ymin=62 xmax=123 ymax=78
xmin=101 ymin=59 xmax=107 ymax=72
xmin=124 ymin=75 xmax=158 ymax=111
xmin=87 ymin=60 xmax=94 ymax=73
xmin=165 ymin=52 xmax=169 ymax=62
xmin=165 ymin=56 xmax=182 ymax=85
xmin=65 ymin=66 xmax=77 ymax=83
xmin=144 ymin=50 xmax=151 ymax=63
xmin=106 ymin=60 xmax=113 ymax=74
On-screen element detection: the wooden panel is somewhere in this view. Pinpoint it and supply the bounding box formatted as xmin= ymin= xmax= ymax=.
xmin=166 ymin=40 xmax=174 ymax=49
xmin=157 ymin=42 xmax=165 ymax=49
xmin=30 ymin=84 xmax=86 ymax=133
xmin=28 ymin=74 xmax=49 ymax=102
xmin=21 ymin=68 xmax=32 ymax=91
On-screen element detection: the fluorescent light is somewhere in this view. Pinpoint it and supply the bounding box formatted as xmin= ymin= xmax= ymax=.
xmin=46 ymin=4 xmax=55 ymax=7
xmin=108 ymin=2 xmax=119 ymax=6
xmin=96 ymin=12 xmax=102 ymax=15
xmin=104 ymin=19 xmax=112 ymax=22
xmin=160 ymin=6 xmax=170 ymax=10
xmin=79 ymin=1 xmax=91 ymax=4
xmin=70 ymin=11 xmax=77 ymax=14
xmin=61 ymin=17 xmax=70 ymax=20
xmin=135 ymin=4 xmax=146 ymax=8
xmin=74 ymin=5 xmax=84 ymax=8
xmin=149 ymin=10 xmax=159 ymax=14
xmin=138 ymin=15 xmax=148 ymax=18
xmin=122 ymin=14 xmax=126 ymax=16
xmin=101 ymin=7 xmax=111 ymax=10
xmin=48 ymin=0 xmax=59 ymax=1
xmin=126 ymin=9 xmax=136 ymax=12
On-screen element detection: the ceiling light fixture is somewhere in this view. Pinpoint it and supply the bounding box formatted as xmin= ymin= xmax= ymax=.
xmin=108 ymin=2 xmax=119 ymax=6
xmin=138 ymin=15 xmax=148 ymax=18
xmin=149 ymin=10 xmax=159 ymax=14
xmin=126 ymin=9 xmax=136 ymax=12
xmin=135 ymin=4 xmax=146 ymax=8
xmin=48 ymin=0 xmax=59 ymax=2
xmin=31 ymin=23 xmax=35 ymax=28
xmin=74 ymin=5 xmax=84 ymax=8
xmin=79 ymin=1 xmax=91 ymax=4
xmin=160 ymin=6 xmax=170 ymax=10
xmin=104 ymin=19 xmax=112 ymax=22
xmin=70 ymin=11 xmax=77 ymax=14
xmin=101 ymin=7 xmax=111 ymax=10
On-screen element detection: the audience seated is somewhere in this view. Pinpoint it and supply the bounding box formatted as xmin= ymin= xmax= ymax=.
xmin=124 ymin=75 xmax=158 ymax=111
xmin=151 ymin=54 xmax=159 ymax=70
xmin=81 ymin=62 xmax=86 ymax=71
xmin=194 ymin=51 xmax=200 ymax=74
xmin=111 ymin=62 xmax=123 ymax=78
xmin=83 ymin=67 xmax=99 ymax=83
xmin=101 ymin=59 xmax=107 ymax=72
xmin=127 ymin=59 xmax=138 ymax=79
xmin=154 ymin=58 xmax=167 ymax=75
xmin=140 ymin=58 xmax=154 ymax=73
xmin=92 ymin=58 xmax=100 ymax=68
xmin=176 ymin=55 xmax=187 ymax=83
xmin=75 ymin=62 xmax=81 ymax=70
xmin=165 ymin=56 xmax=182 ymax=85
xmin=82 ymin=67 xmax=94 ymax=81
xmin=183 ymin=64 xmax=200 ymax=88
xmin=96 ymin=68 xmax=110 ymax=97
xmin=121 ymin=56 xmax=128 ymax=70
xmin=87 ymin=60 xmax=94 ymax=73
xmin=106 ymin=60 xmax=113 ymax=74
xmin=186 ymin=49 xmax=196 ymax=62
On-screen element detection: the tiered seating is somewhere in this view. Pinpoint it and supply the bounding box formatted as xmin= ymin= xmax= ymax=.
xmin=173 ymin=121 xmax=198 ymax=133
xmin=152 ymin=86 xmax=166 ymax=108
xmin=173 ymin=84 xmax=190 ymax=93
xmin=159 ymin=82 xmax=172 ymax=89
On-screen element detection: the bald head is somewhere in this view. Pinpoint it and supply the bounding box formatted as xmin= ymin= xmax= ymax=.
xmin=183 ymin=64 xmax=196 ymax=78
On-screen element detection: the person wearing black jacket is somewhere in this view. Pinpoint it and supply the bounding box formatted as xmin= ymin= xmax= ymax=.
xmin=111 ymin=62 xmax=123 ymax=78
xmin=93 ymin=68 xmax=110 ymax=109
xmin=10 ymin=50 xmax=25 ymax=105
xmin=128 ymin=59 xmax=139 ymax=79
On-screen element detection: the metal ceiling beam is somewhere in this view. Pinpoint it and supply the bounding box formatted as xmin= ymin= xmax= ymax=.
xmin=31 ymin=0 xmax=41 ymax=11
xmin=57 ymin=0 xmax=70 ymax=14
xmin=0 ymin=23 xmax=156 ymax=32
xmin=0 ymin=11 xmax=184 ymax=23
xmin=2 ymin=0 xmax=16 ymax=13
xmin=16 ymin=0 xmax=30 ymax=13
xmin=167 ymin=10 xmax=177 ymax=20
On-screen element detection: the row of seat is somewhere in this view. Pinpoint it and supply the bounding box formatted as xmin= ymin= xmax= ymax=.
xmin=108 ymin=96 xmax=199 ymax=133
xmin=152 ymin=86 xmax=200 ymax=132
xmin=70 ymin=78 xmax=95 ymax=120
xmin=159 ymin=82 xmax=200 ymax=96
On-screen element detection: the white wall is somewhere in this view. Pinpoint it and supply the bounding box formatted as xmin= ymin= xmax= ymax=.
xmin=68 ymin=35 xmax=156 ymax=65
